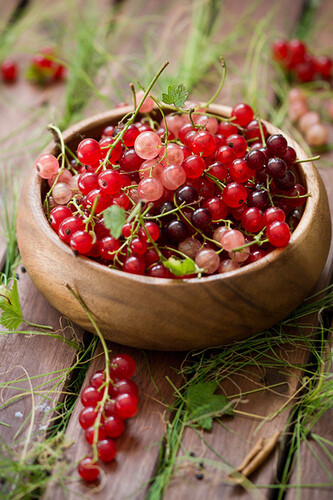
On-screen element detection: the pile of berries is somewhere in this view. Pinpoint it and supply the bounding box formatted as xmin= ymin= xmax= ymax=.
xmin=272 ymin=38 xmax=332 ymax=83
xmin=0 ymin=48 xmax=66 ymax=85
xmin=77 ymin=353 xmax=138 ymax=482
xmin=27 ymin=47 xmax=66 ymax=84
xmin=38 ymin=97 xmax=308 ymax=279
xmin=288 ymin=88 xmax=329 ymax=147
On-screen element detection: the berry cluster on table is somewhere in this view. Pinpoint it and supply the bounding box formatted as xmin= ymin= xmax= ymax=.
xmin=77 ymin=353 xmax=138 ymax=482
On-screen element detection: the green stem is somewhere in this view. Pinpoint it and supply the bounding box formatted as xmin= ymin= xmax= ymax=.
xmin=65 ymin=283 xmax=111 ymax=462
xmin=294 ymin=155 xmax=320 ymax=164
xmin=102 ymin=61 xmax=169 ymax=167
xmin=205 ymin=57 xmax=226 ymax=107
xmin=24 ymin=320 xmax=54 ymax=331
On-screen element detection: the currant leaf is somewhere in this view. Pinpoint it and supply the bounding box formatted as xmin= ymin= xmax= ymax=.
xmin=103 ymin=205 xmax=126 ymax=239
xmin=0 ymin=279 xmax=24 ymax=331
xmin=163 ymin=256 xmax=196 ymax=277
xmin=184 ymin=381 xmax=233 ymax=430
xmin=161 ymin=83 xmax=189 ymax=108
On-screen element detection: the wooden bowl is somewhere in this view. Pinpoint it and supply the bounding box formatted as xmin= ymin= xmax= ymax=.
xmin=16 ymin=104 xmax=331 ymax=350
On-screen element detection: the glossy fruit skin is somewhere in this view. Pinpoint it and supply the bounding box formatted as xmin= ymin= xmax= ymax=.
xmin=115 ymin=393 xmax=138 ymax=419
xmin=123 ymin=255 xmax=146 ymax=275
xmin=70 ymin=231 xmax=94 ymax=254
xmin=99 ymin=236 xmax=121 ymax=260
xmin=78 ymin=457 xmax=100 ymax=482
xmin=222 ymin=182 xmax=247 ymax=208
xmin=50 ymin=206 xmax=72 ymax=231
xmin=231 ymin=103 xmax=254 ymax=127
xmin=77 ymin=138 xmax=101 ymax=165
xmin=97 ymin=438 xmax=117 ymax=462
xmin=104 ymin=415 xmax=125 ymax=438
xmin=266 ymin=221 xmax=291 ymax=247
xmin=85 ymin=425 xmax=106 ymax=444
xmin=166 ymin=220 xmax=188 ymax=243
xmin=79 ymin=407 xmax=98 ymax=429
xmin=58 ymin=217 xmax=84 ymax=244
xmin=81 ymin=386 xmax=103 ymax=407
xmin=110 ymin=354 xmax=136 ymax=379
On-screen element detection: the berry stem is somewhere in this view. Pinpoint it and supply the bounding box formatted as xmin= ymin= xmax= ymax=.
xmin=129 ymin=82 xmax=137 ymax=110
xmin=102 ymin=61 xmax=169 ymax=167
xmin=256 ymin=115 xmax=266 ymax=147
xmin=64 ymin=283 xmax=112 ymax=462
xmin=294 ymin=155 xmax=320 ymax=164
xmin=205 ymin=57 xmax=227 ymax=108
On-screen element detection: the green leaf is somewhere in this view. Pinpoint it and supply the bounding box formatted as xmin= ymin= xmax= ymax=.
xmin=185 ymin=381 xmax=233 ymax=430
xmin=163 ymin=257 xmax=196 ymax=277
xmin=103 ymin=205 xmax=126 ymax=239
xmin=161 ymin=83 xmax=189 ymax=108
xmin=0 ymin=279 xmax=24 ymax=331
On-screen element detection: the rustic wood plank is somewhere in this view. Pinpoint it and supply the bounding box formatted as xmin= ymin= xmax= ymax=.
xmin=0 ymin=270 xmax=85 ymax=445
xmin=285 ymin=333 xmax=333 ymax=500
xmin=0 ymin=0 xmax=86 ymax=453
xmin=285 ymin=0 xmax=333 ymax=493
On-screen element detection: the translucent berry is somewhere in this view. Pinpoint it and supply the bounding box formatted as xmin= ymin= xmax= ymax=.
xmin=266 ymin=221 xmax=291 ymax=247
xmin=115 ymin=393 xmax=138 ymax=419
xmin=36 ymin=154 xmax=59 ymax=179
xmin=77 ymin=138 xmax=101 ymax=166
xmin=178 ymin=237 xmax=201 ymax=259
xmin=134 ymin=131 xmax=161 ymax=160
xmin=138 ymin=177 xmax=164 ymax=202
xmin=110 ymin=354 xmax=136 ymax=379
xmin=97 ymin=438 xmax=117 ymax=462
xmin=222 ymin=182 xmax=247 ymax=208
xmin=78 ymin=457 xmax=100 ymax=482
xmin=70 ymin=230 xmax=94 ymax=254
xmin=195 ymin=249 xmax=220 ymax=274
xmin=104 ymin=415 xmax=125 ymax=438
xmin=231 ymin=103 xmax=254 ymax=127
xmin=182 ymin=155 xmax=205 ymax=179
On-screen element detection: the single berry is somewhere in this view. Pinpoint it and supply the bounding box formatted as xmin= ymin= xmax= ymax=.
xmin=115 ymin=393 xmax=138 ymax=419
xmin=78 ymin=457 xmax=100 ymax=482
xmin=97 ymin=438 xmax=117 ymax=462
xmin=110 ymin=354 xmax=136 ymax=379
xmin=266 ymin=221 xmax=291 ymax=247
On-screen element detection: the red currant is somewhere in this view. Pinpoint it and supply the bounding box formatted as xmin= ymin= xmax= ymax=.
xmin=110 ymin=354 xmax=136 ymax=379
xmin=115 ymin=393 xmax=138 ymax=419
xmin=78 ymin=457 xmax=100 ymax=482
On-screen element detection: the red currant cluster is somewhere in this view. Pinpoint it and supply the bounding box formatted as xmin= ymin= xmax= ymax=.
xmin=39 ymin=97 xmax=308 ymax=279
xmin=0 ymin=48 xmax=66 ymax=85
xmin=77 ymin=353 xmax=138 ymax=482
xmin=272 ymin=38 xmax=332 ymax=83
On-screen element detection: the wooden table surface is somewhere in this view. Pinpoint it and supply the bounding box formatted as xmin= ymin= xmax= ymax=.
xmin=0 ymin=1 xmax=332 ymax=499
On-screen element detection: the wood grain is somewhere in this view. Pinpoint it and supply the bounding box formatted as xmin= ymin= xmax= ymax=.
xmin=0 ymin=0 xmax=86 ymax=455
xmin=0 ymin=270 xmax=85 ymax=445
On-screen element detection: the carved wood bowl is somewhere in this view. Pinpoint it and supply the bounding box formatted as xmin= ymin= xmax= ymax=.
xmin=16 ymin=104 xmax=331 ymax=350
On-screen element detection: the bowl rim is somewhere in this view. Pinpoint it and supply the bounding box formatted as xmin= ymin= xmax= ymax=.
xmin=32 ymin=103 xmax=320 ymax=287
